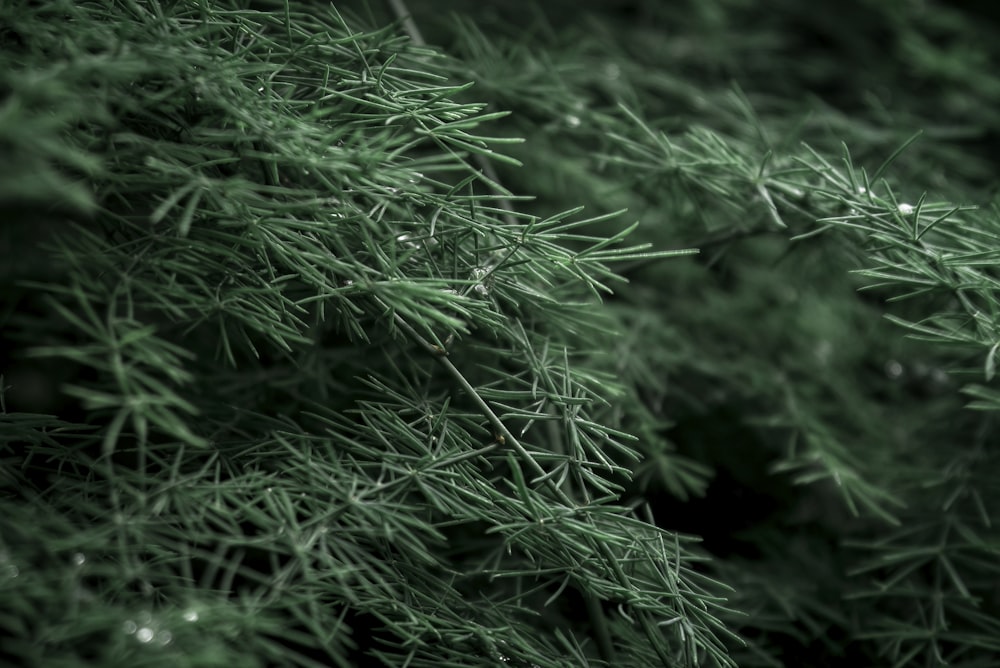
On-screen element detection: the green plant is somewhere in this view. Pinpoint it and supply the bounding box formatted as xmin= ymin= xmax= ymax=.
xmin=4 ymin=1 xmax=1000 ymax=666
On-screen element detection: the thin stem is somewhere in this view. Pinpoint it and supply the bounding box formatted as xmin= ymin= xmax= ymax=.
xmin=379 ymin=5 xmax=674 ymax=661
xmin=386 ymin=0 xmax=426 ymax=48
xmin=586 ymin=592 xmax=616 ymax=664
xmin=390 ymin=308 xmax=682 ymax=664
xmin=386 ymin=0 xmax=518 ymax=229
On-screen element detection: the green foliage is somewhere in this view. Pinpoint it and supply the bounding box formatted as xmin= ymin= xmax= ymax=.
xmin=4 ymin=0 xmax=1000 ymax=666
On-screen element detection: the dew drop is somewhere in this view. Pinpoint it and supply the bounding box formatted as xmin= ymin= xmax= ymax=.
xmin=183 ymin=610 xmax=200 ymax=623
xmin=158 ymin=630 xmax=173 ymax=646
xmin=565 ymin=114 xmax=581 ymax=128
xmin=72 ymin=553 xmax=86 ymax=567
xmin=898 ymin=203 xmax=914 ymax=215
xmin=123 ymin=620 xmax=138 ymax=635
xmin=885 ymin=360 xmax=904 ymax=379
xmin=136 ymin=627 xmax=155 ymax=644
